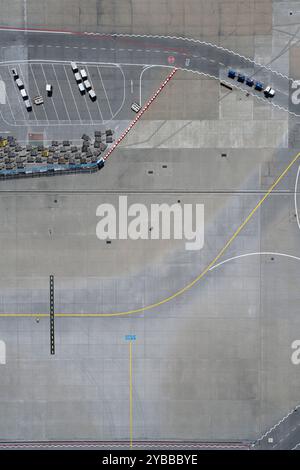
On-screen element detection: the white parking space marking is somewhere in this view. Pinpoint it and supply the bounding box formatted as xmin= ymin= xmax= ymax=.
xmin=51 ymin=63 xmax=71 ymax=121
xmin=0 ymin=79 xmax=5 ymax=104
xmin=85 ymin=68 xmax=104 ymax=122
xmin=62 ymin=65 xmax=82 ymax=122
xmin=5 ymin=65 xmax=28 ymax=121
xmin=18 ymin=64 xmax=38 ymax=121
xmin=30 ymin=63 xmax=49 ymax=122
xmin=0 ymin=61 xmax=126 ymax=126
xmin=0 ymin=71 xmax=16 ymax=124
xmin=40 ymin=63 xmax=60 ymax=121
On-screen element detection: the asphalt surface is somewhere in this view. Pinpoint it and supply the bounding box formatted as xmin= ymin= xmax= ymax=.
xmin=0 ymin=27 xmax=293 ymax=128
xmin=0 ymin=20 xmax=300 ymax=447
xmin=254 ymin=407 xmax=300 ymax=450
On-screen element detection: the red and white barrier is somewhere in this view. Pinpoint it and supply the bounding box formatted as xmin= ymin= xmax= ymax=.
xmin=104 ymin=68 xmax=177 ymax=161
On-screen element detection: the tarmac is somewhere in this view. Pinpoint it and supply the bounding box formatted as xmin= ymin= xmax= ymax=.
xmin=0 ymin=0 xmax=299 ymax=449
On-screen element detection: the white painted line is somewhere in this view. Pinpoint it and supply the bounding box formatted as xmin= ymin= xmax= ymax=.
xmin=62 ymin=65 xmax=82 ymax=122
xmin=96 ymin=66 xmax=113 ymax=118
xmin=85 ymin=66 xmax=104 ymax=122
xmin=294 ymin=165 xmax=300 ymax=232
xmin=51 ymin=63 xmax=71 ymax=121
xmin=0 ymin=70 xmax=16 ymax=123
xmin=40 ymin=63 xmax=60 ymax=121
xmin=29 ymin=63 xmax=49 ymax=122
xmin=209 ymin=252 xmax=300 ymax=271
xmin=17 ymin=64 xmax=38 ymax=121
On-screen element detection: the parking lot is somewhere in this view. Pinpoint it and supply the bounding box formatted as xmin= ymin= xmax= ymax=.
xmin=0 ymin=62 xmax=125 ymax=126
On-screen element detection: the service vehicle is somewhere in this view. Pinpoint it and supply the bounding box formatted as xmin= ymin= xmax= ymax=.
xmin=15 ymin=78 xmax=24 ymax=89
xmin=80 ymin=69 xmax=88 ymax=80
xmin=34 ymin=95 xmax=44 ymax=105
xmin=46 ymin=84 xmax=53 ymax=96
xmin=78 ymin=82 xmax=85 ymax=94
xmin=20 ymin=89 xmax=28 ymax=100
xmin=24 ymin=99 xmax=32 ymax=111
xmin=264 ymin=86 xmax=275 ymax=98
xmin=131 ymin=102 xmax=141 ymax=113
xmin=71 ymin=62 xmax=78 ymax=73
xmin=11 ymin=68 xmax=18 ymax=80
xmin=84 ymin=80 xmax=92 ymax=91
xmin=88 ymin=89 xmax=97 ymax=101
xmin=74 ymin=72 xmax=81 ymax=83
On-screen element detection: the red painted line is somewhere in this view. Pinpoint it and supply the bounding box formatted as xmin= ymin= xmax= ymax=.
xmin=0 ymin=25 xmax=188 ymax=54
xmin=104 ymin=67 xmax=177 ymax=161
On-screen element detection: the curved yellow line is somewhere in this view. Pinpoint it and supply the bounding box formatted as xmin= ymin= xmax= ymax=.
xmin=0 ymin=151 xmax=299 ymax=318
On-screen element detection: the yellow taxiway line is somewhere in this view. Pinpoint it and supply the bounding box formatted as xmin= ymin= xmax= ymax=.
xmin=1 ymin=151 xmax=300 ymax=318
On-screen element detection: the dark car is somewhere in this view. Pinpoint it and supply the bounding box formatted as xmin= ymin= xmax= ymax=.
xmin=228 ymin=69 xmax=236 ymax=79
xmin=255 ymin=81 xmax=264 ymax=91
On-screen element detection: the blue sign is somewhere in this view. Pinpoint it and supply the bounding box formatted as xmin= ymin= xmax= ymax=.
xmin=125 ymin=335 xmax=136 ymax=341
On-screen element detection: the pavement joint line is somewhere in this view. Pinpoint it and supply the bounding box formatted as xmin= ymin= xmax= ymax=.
xmin=1 ymin=148 xmax=299 ymax=318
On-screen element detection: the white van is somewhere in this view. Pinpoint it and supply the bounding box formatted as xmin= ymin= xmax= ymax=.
xmin=71 ymin=62 xmax=78 ymax=73
xmin=84 ymin=80 xmax=92 ymax=91
xmin=24 ymin=99 xmax=32 ymax=111
xmin=46 ymin=84 xmax=53 ymax=96
xmin=80 ymin=69 xmax=88 ymax=80
xmin=78 ymin=82 xmax=85 ymax=94
xmin=88 ymin=89 xmax=97 ymax=101
xmin=16 ymin=78 xmax=24 ymax=89
xmin=20 ymin=89 xmax=28 ymax=100
xmin=74 ymin=72 xmax=81 ymax=83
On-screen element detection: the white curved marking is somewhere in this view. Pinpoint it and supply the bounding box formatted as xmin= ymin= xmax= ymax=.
xmin=209 ymin=252 xmax=300 ymax=272
xmin=139 ymin=65 xmax=156 ymax=105
xmin=294 ymin=165 xmax=300 ymax=232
